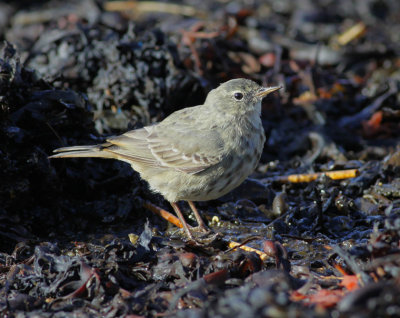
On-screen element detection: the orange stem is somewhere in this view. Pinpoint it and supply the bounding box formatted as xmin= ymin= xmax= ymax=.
xmin=271 ymin=169 xmax=359 ymax=183
xmin=143 ymin=201 xmax=183 ymax=228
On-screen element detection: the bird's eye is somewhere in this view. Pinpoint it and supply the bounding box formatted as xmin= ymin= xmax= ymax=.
xmin=234 ymin=92 xmax=244 ymax=100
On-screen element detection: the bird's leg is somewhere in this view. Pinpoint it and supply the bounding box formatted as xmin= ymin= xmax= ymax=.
xmin=188 ymin=201 xmax=209 ymax=232
xmin=170 ymin=202 xmax=194 ymax=239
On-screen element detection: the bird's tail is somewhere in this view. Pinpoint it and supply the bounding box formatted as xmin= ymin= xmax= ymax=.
xmin=49 ymin=144 xmax=115 ymax=159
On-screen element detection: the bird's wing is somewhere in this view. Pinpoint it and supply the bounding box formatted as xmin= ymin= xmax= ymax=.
xmin=105 ymin=119 xmax=224 ymax=174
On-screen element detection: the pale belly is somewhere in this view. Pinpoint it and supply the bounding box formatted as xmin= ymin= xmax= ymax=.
xmin=145 ymin=122 xmax=265 ymax=203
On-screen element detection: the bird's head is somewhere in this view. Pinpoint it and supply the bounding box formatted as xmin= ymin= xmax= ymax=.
xmin=205 ymin=78 xmax=281 ymax=116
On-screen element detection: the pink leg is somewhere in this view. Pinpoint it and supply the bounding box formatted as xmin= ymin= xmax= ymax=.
xmin=170 ymin=202 xmax=193 ymax=239
xmin=188 ymin=201 xmax=208 ymax=232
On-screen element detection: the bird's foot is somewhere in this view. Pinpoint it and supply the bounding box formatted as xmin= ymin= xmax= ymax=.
xmin=189 ymin=224 xmax=211 ymax=234
xmin=185 ymin=227 xmax=221 ymax=246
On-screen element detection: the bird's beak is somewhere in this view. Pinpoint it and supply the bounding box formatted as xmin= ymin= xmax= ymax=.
xmin=256 ymin=86 xmax=282 ymax=98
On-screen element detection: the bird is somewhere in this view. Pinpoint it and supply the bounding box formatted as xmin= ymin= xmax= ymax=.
xmin=49 ymin=79 xmax=281 ymax=240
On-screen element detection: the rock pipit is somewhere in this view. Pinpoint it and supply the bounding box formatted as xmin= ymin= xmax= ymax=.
xmin=50 ymin=79 xmax=280 ymax=239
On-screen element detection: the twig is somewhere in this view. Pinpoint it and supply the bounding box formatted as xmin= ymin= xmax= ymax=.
xmin=264 ymin=169 xmax=359 ymax=183
xmin=336 ymin=22 xmax=367 ymax=46
xmin=227 ymin=241 xmax=269 ymax=261
xmin=105 ymin=1 xmax=204 ymax=18
xmin=143 ymin=201 xmax=183 ymax=229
